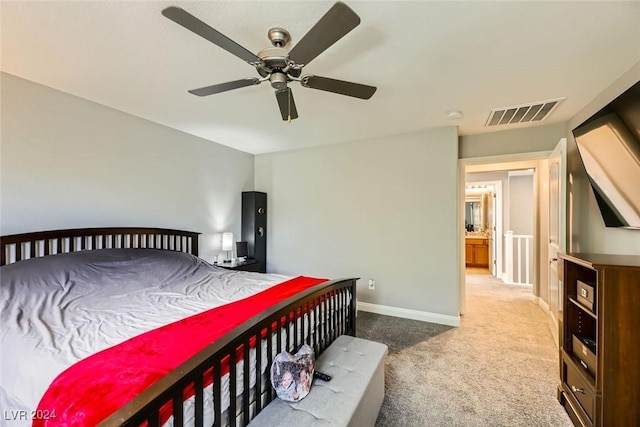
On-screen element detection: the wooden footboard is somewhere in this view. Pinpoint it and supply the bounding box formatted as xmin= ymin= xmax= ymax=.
xmin=99 ymin=277 xmax=357 ymax=427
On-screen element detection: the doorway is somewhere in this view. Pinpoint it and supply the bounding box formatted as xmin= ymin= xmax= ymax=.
xmin=458 ymin=152 xmax=551 ymax=317
xmin=464 ymin=180 xmax=502 ymax=278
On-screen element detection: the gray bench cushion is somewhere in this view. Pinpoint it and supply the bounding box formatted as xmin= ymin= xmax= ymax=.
xmin=249 ymin=335 xmax=388 ymax=426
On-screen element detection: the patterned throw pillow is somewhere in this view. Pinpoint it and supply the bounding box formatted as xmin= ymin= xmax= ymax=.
xmin=271 ymin=344 xmax=315 ymax=402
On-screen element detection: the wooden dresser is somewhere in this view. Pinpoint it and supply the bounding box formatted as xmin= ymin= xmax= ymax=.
xmin=558 ymin=253 xmax=640 ymax=427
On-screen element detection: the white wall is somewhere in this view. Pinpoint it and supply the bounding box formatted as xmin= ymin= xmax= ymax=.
xmin=566 ymin=62 xmax=640 ymax=255
xmin=256 ymin=127 xmax=460 ymax=324
xmin=0 ymin=73 xmax=255 ymax=260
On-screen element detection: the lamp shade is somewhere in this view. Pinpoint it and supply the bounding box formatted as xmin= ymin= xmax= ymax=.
xmin=221 ymin=232 xmax=233 ymax=251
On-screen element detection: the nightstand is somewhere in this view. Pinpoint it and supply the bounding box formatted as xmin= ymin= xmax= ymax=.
xmin=215 ymin=258 xmax=260 ymax=272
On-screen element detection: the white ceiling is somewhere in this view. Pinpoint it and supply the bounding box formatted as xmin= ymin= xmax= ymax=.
xmin=2 ymin=1 xmax=639 ymax=154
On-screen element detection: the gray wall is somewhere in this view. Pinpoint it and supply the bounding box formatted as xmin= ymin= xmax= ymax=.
xmin=1 ymin=73 xmax=255 ymax=260
xmin=459 ymin=123 xmax=566 ymax=159
xmin=565 ymin=62 xmax=640 ymax=255
xmin=508 ymin=173 xmax=535 ymax=284
xmin=255 ymin=127 xmax=460 ymax=321
xmin=508 ymin=174 xmax=534 ymax=235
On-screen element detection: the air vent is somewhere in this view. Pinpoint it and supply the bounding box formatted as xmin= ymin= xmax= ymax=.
xmin=485 ymin=97 xmax=565 ymax=127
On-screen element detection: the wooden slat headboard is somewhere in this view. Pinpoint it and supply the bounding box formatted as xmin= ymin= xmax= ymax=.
xmin=0 ymin=227 xmax=200 ymax=266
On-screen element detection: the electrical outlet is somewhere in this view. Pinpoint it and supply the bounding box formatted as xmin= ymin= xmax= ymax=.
xmin=368 ymin=278 xmax=375 ymax=290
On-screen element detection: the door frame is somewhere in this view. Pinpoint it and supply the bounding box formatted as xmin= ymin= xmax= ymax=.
xmin=547 ymin=138 xmax=567 ymax=348
xmin=458 ymin=151 xmax=551 ymax=316
xmin=464 ymin=180 xmax=502 ymax=277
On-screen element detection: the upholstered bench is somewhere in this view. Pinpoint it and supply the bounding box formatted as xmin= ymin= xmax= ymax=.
xmin=249 ymin=335 xmax=388 ymax=426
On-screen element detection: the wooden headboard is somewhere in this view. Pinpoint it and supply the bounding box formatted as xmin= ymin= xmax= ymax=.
xmin=0 ymin=227 xmax=200 ymax=266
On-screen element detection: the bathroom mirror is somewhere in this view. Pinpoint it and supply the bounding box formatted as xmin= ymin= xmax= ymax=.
xmin=465 ymin=198 xmax=482 ymax=231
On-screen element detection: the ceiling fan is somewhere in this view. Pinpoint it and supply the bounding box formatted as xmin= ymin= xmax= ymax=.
xmin=161 ymin=1 xmax=377 ymax=121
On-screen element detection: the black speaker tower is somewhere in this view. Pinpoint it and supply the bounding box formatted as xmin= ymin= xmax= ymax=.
xmin=241 ymin=191 xmax=267 ymax=273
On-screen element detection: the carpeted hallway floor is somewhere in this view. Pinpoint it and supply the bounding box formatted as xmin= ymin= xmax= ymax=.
xmin=357 ymin=271 xmax=573 ymax=427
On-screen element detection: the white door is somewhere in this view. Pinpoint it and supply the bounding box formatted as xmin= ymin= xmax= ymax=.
xmin=548 ymin=138 xmax=566 ymax=348
xmin=487 ymin=190 xmax=497 ymax=276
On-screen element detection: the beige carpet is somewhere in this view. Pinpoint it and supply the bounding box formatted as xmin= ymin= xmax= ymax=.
xmin=357 ymin=272 xmax=574 ymax=426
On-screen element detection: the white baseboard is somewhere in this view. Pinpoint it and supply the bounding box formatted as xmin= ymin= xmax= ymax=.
xmin=357 ymin=302 xmax=460 ymax=327
xmin=536 ymin=296 xmax=550 ymax=314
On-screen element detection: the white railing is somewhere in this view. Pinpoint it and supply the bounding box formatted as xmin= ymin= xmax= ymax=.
xmin=504 ymin=230 xmax=533 ymax=285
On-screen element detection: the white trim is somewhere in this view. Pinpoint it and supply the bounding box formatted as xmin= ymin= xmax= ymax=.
xmin=535 ymin=295 xmax=560 ymax=348
xmin=549 ymin=312 xmax=560 ymax=349
xmin=536 ymin=296 xmax=550 ymax=314
xmin=508 ymin=168 xmax=534 ymax=177
xmin=458 ymin=159 xmax=466 ymax=316
xmin=357 ymin=302 xmax=460 ymax=327
xmin=462 ymin=151 xmax=552 ymax=167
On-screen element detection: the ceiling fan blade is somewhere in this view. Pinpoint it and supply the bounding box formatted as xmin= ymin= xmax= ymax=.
xmin=162 ymin=6 xmax=261 ymax=65
xmin=288 ymin=2 xmax=360 ymax=66
xmin=301 ymin=75 xmax=376 ymax=99
xmin=188 ymin=78 xmax=261 ymax=96
xmin=275 ymin=88 xmax=299 ymax=121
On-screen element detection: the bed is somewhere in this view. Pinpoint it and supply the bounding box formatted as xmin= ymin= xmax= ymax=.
xmin=0 ymin=227 xmax=357 ymax=427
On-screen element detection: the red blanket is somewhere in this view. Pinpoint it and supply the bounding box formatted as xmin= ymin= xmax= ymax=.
xmin=34 ymin=276 xmax=326 ymax=426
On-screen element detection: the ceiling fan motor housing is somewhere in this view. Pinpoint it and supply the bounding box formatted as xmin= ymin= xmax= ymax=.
xmin=270 ymin=72 xmax=288 ymax=90
xmin=257 ymin=47 xmax=289 ymax=70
